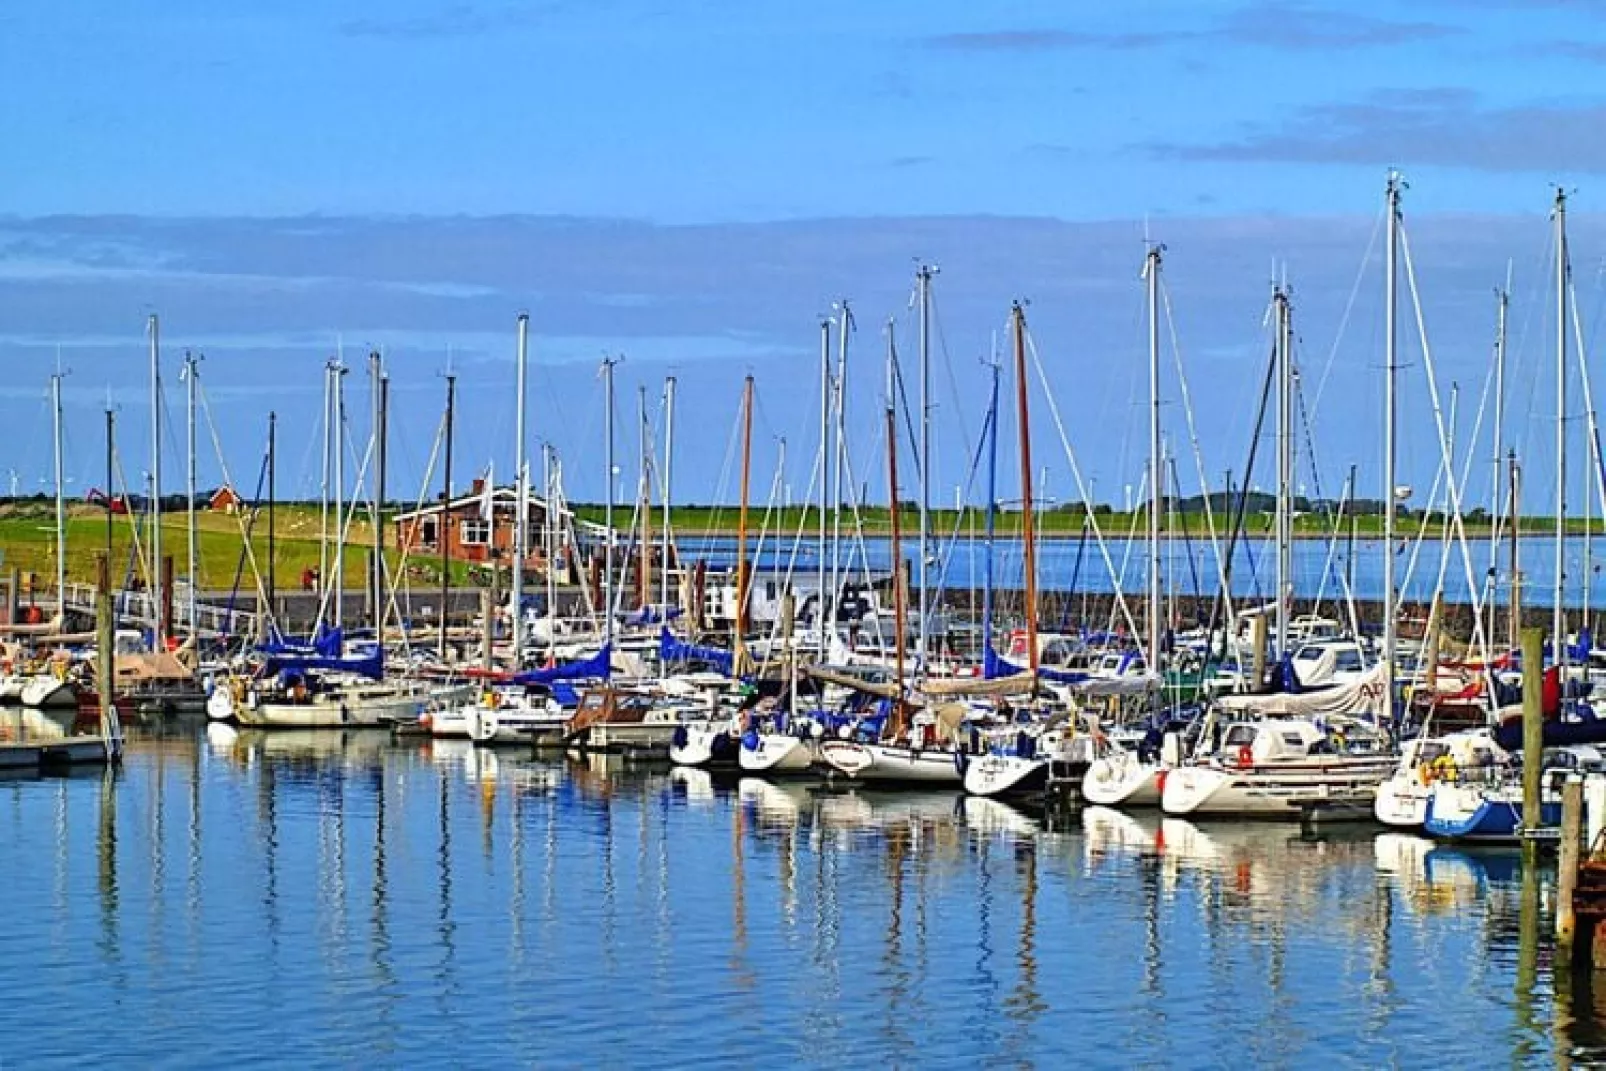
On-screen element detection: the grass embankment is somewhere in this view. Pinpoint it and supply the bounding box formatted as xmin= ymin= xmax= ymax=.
xmin=0 ymin=503 xmax=475 ymax=593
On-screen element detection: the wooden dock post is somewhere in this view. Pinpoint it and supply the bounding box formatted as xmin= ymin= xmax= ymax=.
xmin=95 ymin=552 xmax=121 ymax=764
xmin=1251 ymin=613 xmax=1268 ymax=689
xmin=1559 ymin=777 xmax=1583 ymax=948
xmin=1521 ymin=627 xmax=1543 ymax=838
xmin=480 ymin=587 xmax=495 ymax=673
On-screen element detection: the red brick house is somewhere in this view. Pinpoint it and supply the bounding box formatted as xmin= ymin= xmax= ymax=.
xmin=393 ymin=479 xmax=604 ymax=567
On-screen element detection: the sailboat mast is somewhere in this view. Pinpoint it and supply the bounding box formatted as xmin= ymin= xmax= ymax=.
xmin=735 ymin=376 xmax=755 ymax=670
xmin=1275 ymin=285 xmax=1293 ymax=661
xmin=639 ymin=385 xmax=652 ymax=612
xmin=830 ymin=304 xmax=850 ymax=638
xmin=105 ymin=406 xmax=115 ymax=565
xmin=320 ymin=361 xmax=332 ymax=616
xmin=333 ymin=357 xmax=346 ymax=628
xmin=1145 ymin=245 xmax=1163 ymax=670
xmin=149 ymin=314 xmax=163 ymax=645
xmin=916 ymin=266 xmax=935 ymax=670
xmin=1490 ymin=283 xmax=1508 ymax=651
xmin=185 ymin=351 xmax=199 ymax=638
xmin=1012 ymin=302 xmax=1039 ymax=676
xmin=375 ymin=358 xmax=389 ymax=638
xmin=439 ymin=375 xmax=454 ymax=660
xmin=602 ymin=355 xmax=618 ymax=645
xmin=513 ymin=313 xmax=530 ymax=665
xmin=885 ymin=326 xmax=908 ymax=733
xmin=51 ymin=371 xmax=66 ymax=618
xmin=818 ymin=318 xmax=831 ymax=647
xmin=267 ymin=411 xmax=277 ymax=628
xmin=1555 ymin=188 xmax=1569 ymax=667
xmin=983 ymin=361 xmax=1000 ymax=659
xmin=1383 ymin=172 xmax=1401 ymax=706
xmin=661 ymin=376 xmax=676 ymax=617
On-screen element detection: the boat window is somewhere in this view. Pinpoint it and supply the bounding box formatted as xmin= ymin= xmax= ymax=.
xmin=1333 ymin=649 xmax=1364 ymax=671
xmin=1416 ymin=742 xmax=1448 ymax=763
xmin=1294 ymin=646 xmax=1323 ymax=662
xmin=1223 ymin=725 xmax=1256 ymax=747
xmin=1281 ymin=733 xmax=1306 ymax=748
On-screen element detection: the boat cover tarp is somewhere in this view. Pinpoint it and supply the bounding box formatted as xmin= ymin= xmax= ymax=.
xmin=264 ymin=643 xmax=384 ymax=682
xmin=804 ymin=664 xmax=901 ymax=699
xmin=1215 ymin=661 xmax=1387 ymax=720
xmin=922 ymin=672 xmax=1038 ymax=698
xmin=983 ymin=644 xmax=1090 ymax=684
xmin=512 ymin=644 xmax=612 ymax=685
xmin=659 ymin=628 xmax=732 ymax=675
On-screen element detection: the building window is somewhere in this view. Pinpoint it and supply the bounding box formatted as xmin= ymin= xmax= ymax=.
xmin=420 ymin=517 xmax=439 ymax=548
xmin=460 ymin=518 xmax=490 ymax=546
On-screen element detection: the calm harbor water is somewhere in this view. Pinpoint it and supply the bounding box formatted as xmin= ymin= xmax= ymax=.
xmin=3 ymin=726 xmax=1604 ymax=1068
xmin=688 ymin=534 xmax=1606 ymax=610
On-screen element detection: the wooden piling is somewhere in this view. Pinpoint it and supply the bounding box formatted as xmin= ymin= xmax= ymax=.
xmin=1251 ymin=613 xmax=1268 ymax=689
xmin=1559 ymin=777 xmax=1583 ymax=947
xmin=1522 ymin=627 xmax=1543 ymax=835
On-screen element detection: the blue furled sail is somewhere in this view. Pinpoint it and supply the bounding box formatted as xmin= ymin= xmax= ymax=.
xmin=258 ymin=623 xmax=345 ymax=658
xmin=982 ymin=645 xmax=1088 ymax=685
xmin=513 ymin=644 xmax=612 ymax=685
xmin=659 ymin=627 xmax=733 ymax=675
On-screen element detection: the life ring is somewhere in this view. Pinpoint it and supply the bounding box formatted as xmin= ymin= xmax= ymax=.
xmin=1235 ymin=745 xmax=1254 ymax=768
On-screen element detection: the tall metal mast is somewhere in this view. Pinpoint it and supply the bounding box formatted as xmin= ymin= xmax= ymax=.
xmin=267 ymin=411 xmax=277 ymax=629
xmin=830 ymin=303 xmax=851 ymax=639
xmin=1274 ymin=285 xmax=1293 ymax=661
xmin=1489 ymin=281 xmax=1508 ymax=652
xmin=51 ymin=371 xmax=66 ymax=619
xmin=184 ymin=351 xmax=200 ymax=638
xmin=1554 ymin=188 xmax=1570 ymax=668
xmin=1012 ymin=302 xmax=1039 ymax=677
xmin=817 ymin=318 xmax=831 ymax=646
xmin=1145 ymin=245 xmax=1164 ymax=670
xmin=149 ymin=314 xmax=163 ymax=644
xmin=916 ymin=265 xmax=936 ymax=669
xmin=512 ymin=313 xmax=530 ymax=665
xmin=602 ymin=355 xmax=620 ymax=645
xmin=332 ymin=357 xmax=347 ymax=628
xmin=661 ymin=375 xmax=676 ymax=616
xmin=439 ymin=374 xmax=455 ymax=660
xmin=1383 ymin=171 xmax=1402 ymax=709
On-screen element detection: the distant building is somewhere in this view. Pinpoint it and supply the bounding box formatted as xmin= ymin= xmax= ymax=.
xmin=208 ymin=485 xmax=244 ymax=513
xmin=393 ymin=478 xmax=607 ymax=567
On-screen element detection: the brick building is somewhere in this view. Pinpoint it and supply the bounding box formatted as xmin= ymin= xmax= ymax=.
xmin=393 ymin=479 xmax=605 ymax=567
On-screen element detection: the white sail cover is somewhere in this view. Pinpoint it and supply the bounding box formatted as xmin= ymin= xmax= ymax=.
xmin=1214 ymin=662 xmax=1388 ymax=720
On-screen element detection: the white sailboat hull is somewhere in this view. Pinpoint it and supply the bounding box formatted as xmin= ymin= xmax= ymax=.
xmin=1082 ymin=755 xmax=1164 ymax=808
xmin=1161 ymin=757 xmax=1392 ymax=820
xmin=1373 ymin=772 xmax=1430 ymax=828
xmin=738 ymin=732 xmax=816 ymax=774
xmin=820 ymin=740 xmax=964 ymax=785
xmin=20 ymin=676 xmax=75 ymax=709
xmin=232 ymin=689 xmax=427 ymax=729
xmin=963 ymin=753 xmax=1049 ymax=798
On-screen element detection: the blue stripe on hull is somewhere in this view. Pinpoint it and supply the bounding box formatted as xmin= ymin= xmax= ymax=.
xmin=1424 ymin=798 xmax=1560 ymax=843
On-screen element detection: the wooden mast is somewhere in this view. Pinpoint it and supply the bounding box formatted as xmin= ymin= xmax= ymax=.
xmin=886 ymin=321 xmax=909 ymax=737
xmin=734 ymin=376 xmax=754 ymax=674
xmin=1012 ymin=303 xmax=1039 ymax=677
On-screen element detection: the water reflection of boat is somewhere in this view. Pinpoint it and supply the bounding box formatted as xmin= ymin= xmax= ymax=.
xmin=958 ymin=794 xmax=1041 ymax=838
xmin=1081 ymin=805 xmax=1161 ymax=860
xmin=1423 ymin=845 xmax=1523 ymax=890
xmin=737 ymin=777 xmax=812 ymax=826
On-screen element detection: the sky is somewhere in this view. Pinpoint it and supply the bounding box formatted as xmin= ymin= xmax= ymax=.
xmin=2 ymin=0 xmax=1605 ymax=517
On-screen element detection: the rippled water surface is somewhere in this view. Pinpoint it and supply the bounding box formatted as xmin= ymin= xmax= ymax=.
xmin=2 ymin=726 xmax=1602 ymax=1068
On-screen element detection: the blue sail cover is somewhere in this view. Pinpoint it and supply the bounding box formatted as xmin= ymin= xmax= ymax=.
xmin=513 ymin=645 xmax=612 ymax=685
xmin=258 ymin=623 xmax=345 ymax=658
xmin=658 ymin=627 xmax=733 ymax=675
xmin=623 ymin=605 xmax=684 ymax=626
xmin=265 ymin=641 xmax=384 ymax=681
xmin=1275 ymin=653 xmax=1303 ymax=693
xmin=1543 ymin=626 xmax=1594 ymax=664
xmin=982 ymin=645 xmax=1088 ymax=684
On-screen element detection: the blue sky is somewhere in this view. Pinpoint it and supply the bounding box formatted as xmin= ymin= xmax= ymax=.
xmin=3 ymin=0 xmax=1605 ymax=515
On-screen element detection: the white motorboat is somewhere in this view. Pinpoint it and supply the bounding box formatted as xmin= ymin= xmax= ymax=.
xmin=467 ymin=690 xmax=569 ymax=746
xmin=1160 ymin=716 xmax=1394 ymax=820
xmin=19 ymin=673 xmax=76 ymax=709
xmin=668 ymin=717 xmax=742 ymax=768
xmin=1082 ymin=748 xmax=1165 ymax=808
